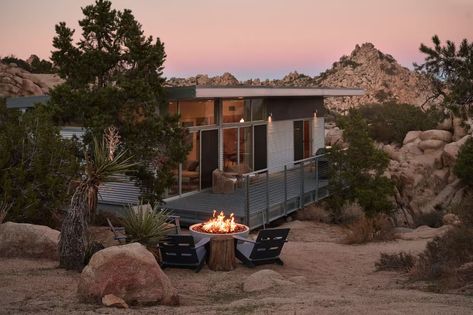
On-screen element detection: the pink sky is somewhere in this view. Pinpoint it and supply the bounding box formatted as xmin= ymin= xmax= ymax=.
xmin=0 ymin=0 xmax=472 ymax=80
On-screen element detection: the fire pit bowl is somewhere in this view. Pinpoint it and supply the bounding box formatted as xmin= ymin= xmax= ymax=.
xmin=188 ymin=211 xmax=250 ymax=242
xmin=189 ymin=223 xmax=250 ymax=242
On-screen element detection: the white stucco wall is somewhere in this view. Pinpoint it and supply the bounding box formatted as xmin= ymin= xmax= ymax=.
xmin=267 ymin=120 xmax=294 ymax=172
xmin=312 ymin=116 xmax=325 ymax=154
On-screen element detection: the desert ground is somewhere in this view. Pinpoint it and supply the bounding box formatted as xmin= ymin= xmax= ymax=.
xmin=1 ymin=220 xmax=472 ymax=315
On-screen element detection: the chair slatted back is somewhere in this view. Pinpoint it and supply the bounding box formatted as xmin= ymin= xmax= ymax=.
xmin=250 ymin=228 xmax=290 ymax=260
xmin=159 ymin=235 xmax=198 ymax=265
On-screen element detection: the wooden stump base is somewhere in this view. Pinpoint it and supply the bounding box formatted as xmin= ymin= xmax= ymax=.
xmin=208 ymin=236 xmax=236 ymax=271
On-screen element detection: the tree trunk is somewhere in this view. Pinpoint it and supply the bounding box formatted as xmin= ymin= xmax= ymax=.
xmin=58 ymin=183 xmax=88 ymax=271
xmin=207 ymin=236 xmax=236 ymax=271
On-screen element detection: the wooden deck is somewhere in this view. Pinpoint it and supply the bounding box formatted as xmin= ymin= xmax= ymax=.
xmin=165 ymin=156 xmax=329 ymax=229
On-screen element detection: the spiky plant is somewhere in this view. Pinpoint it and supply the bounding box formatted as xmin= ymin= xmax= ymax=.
xmin=121 ymin=204 xmax=172 ymax=248
xmin=59 ymin=127 xmax=136 ymax=271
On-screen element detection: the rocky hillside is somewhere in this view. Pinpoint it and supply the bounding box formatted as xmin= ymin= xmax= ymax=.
xmin=2 ymin=43 xmax=435 ymax=111
xmin=166 ymin=43 xmax=436 ymax=112
xmin=0 ymin=62 xmax=63 ymax=98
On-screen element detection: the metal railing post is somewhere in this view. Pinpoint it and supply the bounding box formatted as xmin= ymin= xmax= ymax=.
xmin=300 ymin=162 xmax=304 ymax=208
xmin=315 ymin=156 xmax=319 ymax=201
xmin=283 ymin=165 xmax=287 ymax=216
xmin=245 ymin=175 xmax=250 ymax=226
xmin=265 ymin=171 xmax=270 ymax=225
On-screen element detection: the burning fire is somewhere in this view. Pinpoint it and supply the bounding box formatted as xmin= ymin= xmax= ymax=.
xmin=201 ymin=210 xmax=238 ymax=233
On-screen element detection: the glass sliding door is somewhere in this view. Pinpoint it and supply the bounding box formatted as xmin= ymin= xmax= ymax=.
xmin=239 ymin=126 xmax=253 ymax=172
xmin=223 ymin=126 xmax=253 ymax=173
xmin=181 ymin=132 xmax=200 ymax=194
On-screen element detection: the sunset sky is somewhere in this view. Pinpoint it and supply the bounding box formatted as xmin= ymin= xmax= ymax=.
xmin=0 ymin=0 xmax=472 ymax=80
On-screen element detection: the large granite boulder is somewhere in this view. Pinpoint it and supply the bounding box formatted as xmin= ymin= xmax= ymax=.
xmin=442 ymin=135 xmax=471 ymax=167
xmin=403 ymin=131 xmax=422 ymax=145
xmin=78 ymin=242 xmax=179 ymax=306
xmin=0 ymin=222 xmax=59 ymax=260
xmin=418 ymin=139 xmax=446 ymax=153
xmin=419 ymin=130 xmax=453 ymax=143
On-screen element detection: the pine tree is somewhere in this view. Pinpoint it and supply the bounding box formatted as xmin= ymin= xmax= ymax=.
xmin=49 ymin=0 xmax=189 ymax=202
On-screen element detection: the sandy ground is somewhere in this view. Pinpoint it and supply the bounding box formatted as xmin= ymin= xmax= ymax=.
xmin=1 ymin=220 xmax=472 ymax=315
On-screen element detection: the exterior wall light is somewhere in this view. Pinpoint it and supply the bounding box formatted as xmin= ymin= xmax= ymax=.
xmin=268 ymin=112 xmax=272 ymax=122
xmin=313 ymin=110 xmax=317 ymax=118
xmin=240 ymin=118 xmax=245 ymax=123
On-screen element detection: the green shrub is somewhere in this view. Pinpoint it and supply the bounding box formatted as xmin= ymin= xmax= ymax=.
xmin=357 ymin=103 xmax=441 ymax=144
xmin=0 ymin=102 xmax=80 ymax=227
xmin=375 ymin=252 xmax=416 ymax=272
xmin=121 ymin=204 xmax=172 ymax=247
xmin=454 ymin=138 xmax=473 ymax=187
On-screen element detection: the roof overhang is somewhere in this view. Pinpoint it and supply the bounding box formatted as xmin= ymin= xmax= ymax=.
xmin=6 ymin=95 xmax=50 ymax=109
xmin=166 ymin=86 xmax=364 ymax=100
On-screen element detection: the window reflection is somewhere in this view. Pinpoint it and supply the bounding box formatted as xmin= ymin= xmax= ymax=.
xmin=222 ymin=100 xmax=250 ymax=123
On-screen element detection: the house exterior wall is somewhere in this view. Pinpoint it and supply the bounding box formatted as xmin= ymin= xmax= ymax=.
xmin=267 ymin=120 xmax=294 ymax=172
xmin=312 ymin=116 xmax=325 ymax=154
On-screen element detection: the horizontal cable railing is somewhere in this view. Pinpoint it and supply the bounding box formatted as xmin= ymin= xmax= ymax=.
xmin=243 ymin=153 xmax=329 ymax=228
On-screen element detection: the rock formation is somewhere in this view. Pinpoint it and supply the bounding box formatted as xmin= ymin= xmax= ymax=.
xmin=165 ymin=43 xmax=437 ymax=113
xmin=0 ymin=62 xmax=63 ymax=97
xmin=382 ymin=126 xmax=471 ymax=225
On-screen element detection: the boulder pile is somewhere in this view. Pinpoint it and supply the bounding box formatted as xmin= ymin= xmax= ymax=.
xmin=382 ymin=127 xmax=470 ymax=225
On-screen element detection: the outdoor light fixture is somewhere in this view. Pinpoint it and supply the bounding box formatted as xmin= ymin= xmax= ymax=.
xmin=268 ymin=112 xmax=273 ymax=122
xmin=240 ymin=118 xmax=245 ymax=123
xmin=313 ymin=110 xmax=317 ymax=117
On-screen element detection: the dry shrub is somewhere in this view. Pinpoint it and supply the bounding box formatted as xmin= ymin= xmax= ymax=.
xmin=344 ymin=214 xmax=395 ymax=244
xmin=410 ymin=226 xmax=473 ymax=282
xmin=375 ymin=252 xmax=416 ymax=272
xmin=338 ymin=201 xmax=364 ymax=224
xmin=296 ymin=204 xmax=331 ymax=223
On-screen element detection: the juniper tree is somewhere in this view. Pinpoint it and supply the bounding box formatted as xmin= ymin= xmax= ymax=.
xmin=50 ymin=0 xmax=189 ymax=202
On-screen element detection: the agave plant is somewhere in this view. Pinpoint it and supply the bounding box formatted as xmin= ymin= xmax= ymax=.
xmin=121 ymin=203 xmax=172 ymax=247
xmin=59 ymin=127 xmax=137 ymax=271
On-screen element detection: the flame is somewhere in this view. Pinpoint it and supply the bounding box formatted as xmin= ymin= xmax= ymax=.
xmin=201 ymin=210 xmax=237 ymax=233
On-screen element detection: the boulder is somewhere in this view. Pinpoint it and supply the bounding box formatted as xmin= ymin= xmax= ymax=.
xmin=453 ymin=117 xmax=467 ymax=141
xmin=325 ymin=127 xmax=343 ymax=146
xmin=243 ymin=269 xmax=294 ymax=293
xmin=0 ymin=222 xmax=59 ymax=260
xmin=442 ymin=135 xmax=471 ymax=167
xmin=442 ymin=213 xmax=461 ymax=226
xmin=418 ymin=139 xmax=446 ymax=152
xmin=383 ymin=144 xmax=402 ymax=162
xmin=419 ymin=130 xmax=453 ymax=142
xmin=403 ymin=131 xmax=421 ymax=145
xmin=78 ymin=243 xmax=179 ymax=306
xmin=401 ymin=142 xmax=423 ymax=156
xmin=102 ymin=294 xmax=128 ymax=309
xmin=437 ymin=118 xmax=452 ymax=131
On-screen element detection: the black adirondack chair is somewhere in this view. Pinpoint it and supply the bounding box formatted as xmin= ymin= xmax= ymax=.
xmin=159 ymin=235 xmax=210 ymax=272
xmin=234 ymin=228 xmax=290 ymax=267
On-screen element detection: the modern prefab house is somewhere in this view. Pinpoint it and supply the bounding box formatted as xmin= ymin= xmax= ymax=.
xmin=6 ymin=85 xmax=363 ymax=229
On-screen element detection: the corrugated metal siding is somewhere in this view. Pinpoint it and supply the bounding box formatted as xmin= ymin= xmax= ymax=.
xmin=98 ymin=175 xmax=141 ymax=205
xmin=60 ymin=127 xmax=85 ymax=140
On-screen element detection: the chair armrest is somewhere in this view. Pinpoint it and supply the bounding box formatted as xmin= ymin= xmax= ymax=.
xmin=233 ymin=235 xmax=257 ymax=243
xmin=194 ymin=237 xmax=211 ymax=248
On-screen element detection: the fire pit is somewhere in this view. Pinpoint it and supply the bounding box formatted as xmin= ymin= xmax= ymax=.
xmin=189 ymin=211 xmax=249 ymax=242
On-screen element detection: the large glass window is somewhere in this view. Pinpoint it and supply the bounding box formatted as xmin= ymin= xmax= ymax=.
xmin=179 ymin=100 xmax=215 ymax=127
xmin=223 ymin=128 xmax=238 ymax=169
xmin=182 ymin=132 xmax=200 ymax=193
xmin=222 ymin=100 xmax=250 ymax=123
xmin=239 ymin=126 xmax=253 ymax=171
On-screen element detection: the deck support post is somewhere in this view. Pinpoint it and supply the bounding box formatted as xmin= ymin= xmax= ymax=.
xmin=283 ymin=165 xmax=287 ymax=216
xmin=265 ymin=171 xmax=270 ymax=225
xmin=245 ymin=175 xmax=250 ymax=226
xmin=300 ymin=162 xmax=304 ymax=209
xmin=315 ymin=156 xmax=319 ymax=201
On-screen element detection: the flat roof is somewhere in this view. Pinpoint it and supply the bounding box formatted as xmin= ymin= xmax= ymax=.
xmin=5 ymin=95 xmax=50 ymax=109
xmin=166 ymin=86 xmax=364 ymax=100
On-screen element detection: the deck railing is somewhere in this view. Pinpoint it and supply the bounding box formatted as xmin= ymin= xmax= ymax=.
xmin=243 ymin=153 xmax=329 ymax=228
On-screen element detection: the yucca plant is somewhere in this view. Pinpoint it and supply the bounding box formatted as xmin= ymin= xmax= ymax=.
xmin=59 ymin=127 xmax=137 ymax=271
xmin=121 ymin=204 xmax=172 ymax=247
